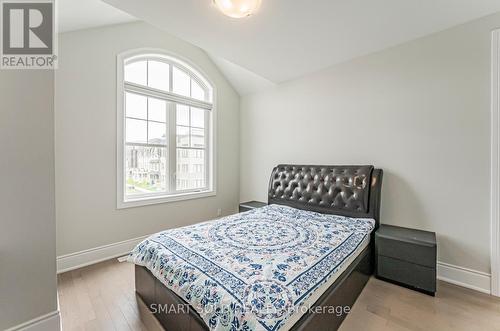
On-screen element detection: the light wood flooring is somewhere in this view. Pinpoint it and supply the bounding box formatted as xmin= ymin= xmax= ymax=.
xmin=58 ymin=259 xmax=500 ymax=331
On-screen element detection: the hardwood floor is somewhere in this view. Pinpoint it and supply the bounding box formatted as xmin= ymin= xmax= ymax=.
xmin=58 ymin=259 xmax=500 ymax=331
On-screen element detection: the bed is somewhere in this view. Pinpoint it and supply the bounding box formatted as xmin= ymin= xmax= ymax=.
xmin=129 ymin=165 xmax=383 ymax=331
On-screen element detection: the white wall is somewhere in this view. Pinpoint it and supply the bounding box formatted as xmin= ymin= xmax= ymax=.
xmin=56 ymin=22 xmax=240 ymax=257
xmin=0 ymin=71 xmax=58 ymax=329
xmin=241 ymin=13 xmax=500 ymax=274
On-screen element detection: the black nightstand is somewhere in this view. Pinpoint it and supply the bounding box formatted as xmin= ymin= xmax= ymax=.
xmin=239 ymin=201 xmax=267 ymax=213
xmin=375 ymin=224 xmax=437 ymax=296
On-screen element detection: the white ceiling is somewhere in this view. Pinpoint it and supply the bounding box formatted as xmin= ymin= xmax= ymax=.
xmin=207 ymin=53 xmax=275 ymax=95
xmin=58 ymin=0 xmax=137 ymax=33
xmin=61 ymin=0 xmax=500 ymax=95
xmin=103 ymin=0 xmax=500 ymax=89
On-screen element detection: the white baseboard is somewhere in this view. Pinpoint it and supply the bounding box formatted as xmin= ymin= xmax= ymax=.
xmin=5 ymin=311 xmax=61 ymax=331
xmin=57 ymin=236 xmax=493 ymax=295
xmin=437 ymin=261 xmax=491 ymax=294
xmin=57 ymin=235 xmax=148 ymax=274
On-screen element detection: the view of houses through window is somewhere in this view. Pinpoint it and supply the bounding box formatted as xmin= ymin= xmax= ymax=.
xmin=120 ymin=52 xmax=213 ymax=204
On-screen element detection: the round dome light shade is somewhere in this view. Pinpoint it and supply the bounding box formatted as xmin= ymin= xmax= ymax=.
xmin=213 ymin=0 xmax=262 ymax=18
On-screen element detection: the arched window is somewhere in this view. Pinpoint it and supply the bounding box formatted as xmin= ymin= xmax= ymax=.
xmin=117 ymin=50 xmax=215 ymax=208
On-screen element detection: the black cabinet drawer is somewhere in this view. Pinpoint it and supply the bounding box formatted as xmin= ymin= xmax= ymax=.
xmin=376 ymin=236 xmax=436 ymax=268
xmin=239 ymin=206 xmax=252 ymax=213
xmin=239 ymin=201 xmax=267 ymax=213
xmin=377 ymin=255 xmax=436 ymax=293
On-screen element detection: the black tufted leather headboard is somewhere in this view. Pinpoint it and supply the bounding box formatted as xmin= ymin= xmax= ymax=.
xmin=268 ymin=165 xmax=383 ymax=228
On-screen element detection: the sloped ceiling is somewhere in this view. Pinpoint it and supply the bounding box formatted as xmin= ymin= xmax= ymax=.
xmin=58 ymin=0 xmax=137 ymax=33
xmin=207 ymin=53 xmax=275 ymax=95
xmin=77 ymin=0 xmax=500 ymax=95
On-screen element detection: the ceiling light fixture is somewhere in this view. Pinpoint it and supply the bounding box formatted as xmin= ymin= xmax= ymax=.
xmin=213 ymin=0 xmax=262 ymax=18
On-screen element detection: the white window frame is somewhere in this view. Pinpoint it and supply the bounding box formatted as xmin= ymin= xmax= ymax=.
xmin=117 ymin=48 xmax=217 ymax=209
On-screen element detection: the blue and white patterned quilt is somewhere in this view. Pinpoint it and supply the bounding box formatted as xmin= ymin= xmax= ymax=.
xmin=128 ymin=204 xmax=374 ymax=331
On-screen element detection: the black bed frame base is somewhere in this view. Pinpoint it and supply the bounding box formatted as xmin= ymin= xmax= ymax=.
xmin=135 ymin=165 xmax=382 ymax=331
xmin=135 ymin=245 xmax=372 ymax=331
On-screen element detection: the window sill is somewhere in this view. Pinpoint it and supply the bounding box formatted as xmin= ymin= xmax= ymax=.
xmin=117 ymin=190 xmax=216 ymax=209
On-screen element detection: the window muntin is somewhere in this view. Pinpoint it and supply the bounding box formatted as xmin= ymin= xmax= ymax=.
xmin=119 ymin=52 xmax=214 ymax=206
xmin=175 ymin=104 xmax=207 ymax=192
xmin=124 ymin=56 xmax=211 ymax=103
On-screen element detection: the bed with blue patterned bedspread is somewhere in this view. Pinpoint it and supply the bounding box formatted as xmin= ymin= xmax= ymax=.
xmin=127 ymin=204 xmax=375 ymax=331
